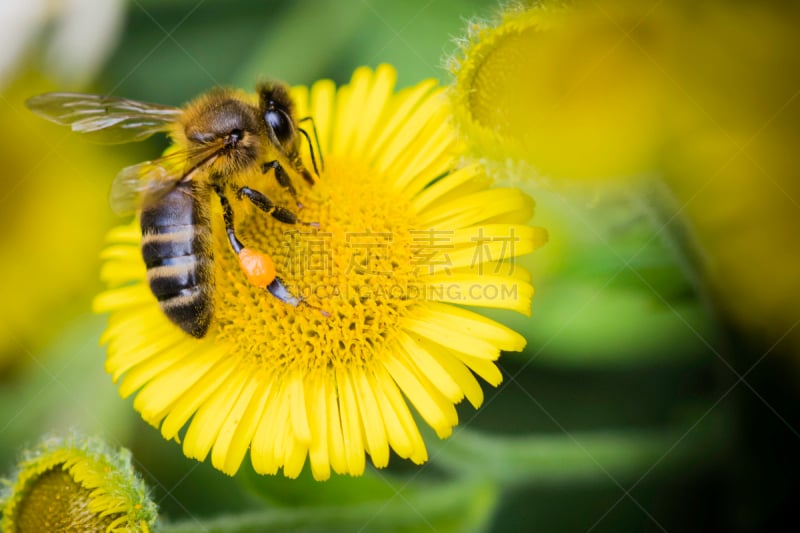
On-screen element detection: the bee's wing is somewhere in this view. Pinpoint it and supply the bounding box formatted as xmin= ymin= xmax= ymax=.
xmin=110 ymin=160 xmax=180 ymax=215
xmin=109 ymin=142 xmax=224 ymax=215
xmin=25 ymin=92 xmax=182 ymax=144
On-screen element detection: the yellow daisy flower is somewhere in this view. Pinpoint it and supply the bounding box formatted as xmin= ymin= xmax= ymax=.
xmin=448 ymin=3 xmax=668 ymax=181
xmin=0 ymin=434 xmax=156 ymax=533
xmin=94 ymin=64 xmax=547 ymax=481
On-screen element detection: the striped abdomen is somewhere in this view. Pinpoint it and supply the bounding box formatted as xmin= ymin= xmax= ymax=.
xmin=140 ymin=181 xmax=214 ymax=338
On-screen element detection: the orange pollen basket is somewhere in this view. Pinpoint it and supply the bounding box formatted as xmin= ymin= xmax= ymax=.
xmin=238 ymin=247 xmax=276 ymax=289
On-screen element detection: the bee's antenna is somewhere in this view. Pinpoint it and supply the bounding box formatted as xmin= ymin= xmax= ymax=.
xmin=298 ymin=116 xmax=324 ymax=175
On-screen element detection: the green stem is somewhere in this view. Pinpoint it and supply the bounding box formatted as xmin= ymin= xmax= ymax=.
xmin=158 ymin=480 xmax=497 ymax=533
xmin=429 ymin=412 xmax=727 ymax=486
xmin=634 ymin=179 xmax=718 ymax=328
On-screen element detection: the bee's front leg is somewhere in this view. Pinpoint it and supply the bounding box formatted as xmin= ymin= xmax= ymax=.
xmin=215 ymin=185 xmax=326 ymax=312
xmin=214 ymin=184 xmax=244 ymax=255
xmin=214 ymin=184 xmax=299 ymax=306
xmin=236 ymin=185 xmax=318 ymax=228
xmin=261 ymin=160 xmax=302 ymax=207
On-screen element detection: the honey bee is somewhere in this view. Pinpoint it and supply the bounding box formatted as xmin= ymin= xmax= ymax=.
xmin=26 ymin=83 xmax=323 ymax=338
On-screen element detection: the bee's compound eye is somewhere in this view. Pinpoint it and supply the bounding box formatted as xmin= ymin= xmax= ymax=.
xmin=265 ymin=107 xmax=291 ymax=143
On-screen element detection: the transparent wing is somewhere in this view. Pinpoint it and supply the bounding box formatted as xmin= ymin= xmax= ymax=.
xmin=110 ymin=159 xmax=180 ymax=216
xmin=25 ymin=92 xmax=182 ymax=144
xmin=110 ymin=142 xmax=224 ymax=215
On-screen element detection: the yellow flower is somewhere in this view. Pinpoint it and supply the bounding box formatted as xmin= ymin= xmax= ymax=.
xmin=0 ymin=434 xmax=156 ymax=533
xmin=94 ymin=65 xmax=547 ymax=480
xmin=448 ymin=2 xmax=670 ymax=181
xmin=0 ymin=74 xmax=118 ymax=371
xmin=449 ymin=0 xmax=800 ymax=352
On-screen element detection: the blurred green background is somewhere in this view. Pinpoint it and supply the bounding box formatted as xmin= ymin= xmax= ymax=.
xmin=0 ymin=0 xmax=798 ymax=531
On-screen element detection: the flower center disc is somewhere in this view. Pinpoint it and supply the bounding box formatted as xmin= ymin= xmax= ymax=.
xmin=16 ymin=468 xmax=118 ymax=533
xmin=212 ymin=156 xmax=416 ymax=372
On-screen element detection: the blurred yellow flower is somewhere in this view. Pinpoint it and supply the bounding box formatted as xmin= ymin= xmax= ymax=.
xmin=662 ymin=0 xmax=800 ymax=348
xmin=449 ymin=2 xmax=669 ymax=181
xmin=0 ymin=434 xmax=156 ymax=533
xmin=0 ymin=74 xmax=119 ymax=372
xmin=451 ymin=0 xmax=800 ymax=352
xmin=94 ymin=65 xmax=547 ymax=480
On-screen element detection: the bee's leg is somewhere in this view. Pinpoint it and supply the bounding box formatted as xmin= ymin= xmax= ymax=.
xmin=214 ymin=185 xmax=293 ymax=299
xmin=215 ymin=184 xmax=244 ymax=255
xmin=261 ymin=160 xmax=302 ymax=206
xmin=287 ymin=144 xmax=316 ymax=186
xmin=268 ymin=277 xmax=330 ymax=317
xmin=215 ymin=185 xmax=325 ymax=315
xmin=266 ymin=277 xmax=301 ymax=306
xmin=294 ymin=158 xmax=316 ymax=187
xmin=237 ymin=185 xmax=319 ymax=228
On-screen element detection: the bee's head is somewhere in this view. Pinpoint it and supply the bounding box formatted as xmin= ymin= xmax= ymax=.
xmin=185 ymin=96 xmax=257 ymax=145
xmin=183 ymin=92 xmax=261 ymax=171
xmin=257 ymin=82 xmax=297 ymax=152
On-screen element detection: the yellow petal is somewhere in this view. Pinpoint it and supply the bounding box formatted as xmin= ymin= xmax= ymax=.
xmin=306 ymin=373 xmax=331 ymax=481
xmin=160 ymin=357 xmax=237 ymax=440
xmin=118 ymin=341 xmax=192 ymax=399
xmin=365 ymin=78 xmax=438 ymax=163
xmin=417 ymin=188 xmax=534 ymax=228
xmin=353 ymin=369 xmax=390 ymax=468
xmin=366 ymin=368 xmax=413 ymax=460
xmin=93 ymin=285 xmax=151 ymax=313
xmin=183 ymin=364 xmax=250 ymax=462
xmin=387 ymin=105 xmax=453 ymax=191
xmin=451 ymin=351 xmax=503 ymax=387
xmin=282 ymin=436 xmax=308 ymax=479
xmin=134 ymin=345 xmax=223 ymax=426
xmin=419 ymin=338 xmax=485 ymax=409
xmin=210 ymin=372 xmax=263 ymax=475
xmin=336 ymin=368 xmax=365 ymax=475
xmin=351 ymin=63 xmax=397 ymax=157
xmin=250 ymin=383 xmax=282 ymax=475
xmin=397 ymin=332 xmax=463 ymax=403
xmin=375 ymin=88 xmax=446 ymax=174
xmin=418 ymin=302 xmax=527 ymax=351
xmin=309 ymin=79 xmax=336 ymax=159
xmin=104 ymin=222 xmax=140 ymax=244
xmin=403 ymin=315 xmax=501 ymax=360
xmin=289 ymin=371 xmax=312 ymax=445
xmin=410 ymin=163 xmax=487 ymax=213
xmin=382 ymin=349 xmax=458 ymax=438
xmin=324 ymin=375 xmax=348 ymax=475
xmin=373 ymin=365 xmax=428 ymax=464
xmin=420 ymin=274 xmax=534 ymax=315
xmin=332 ymin=66 xmax=373 ymax=156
